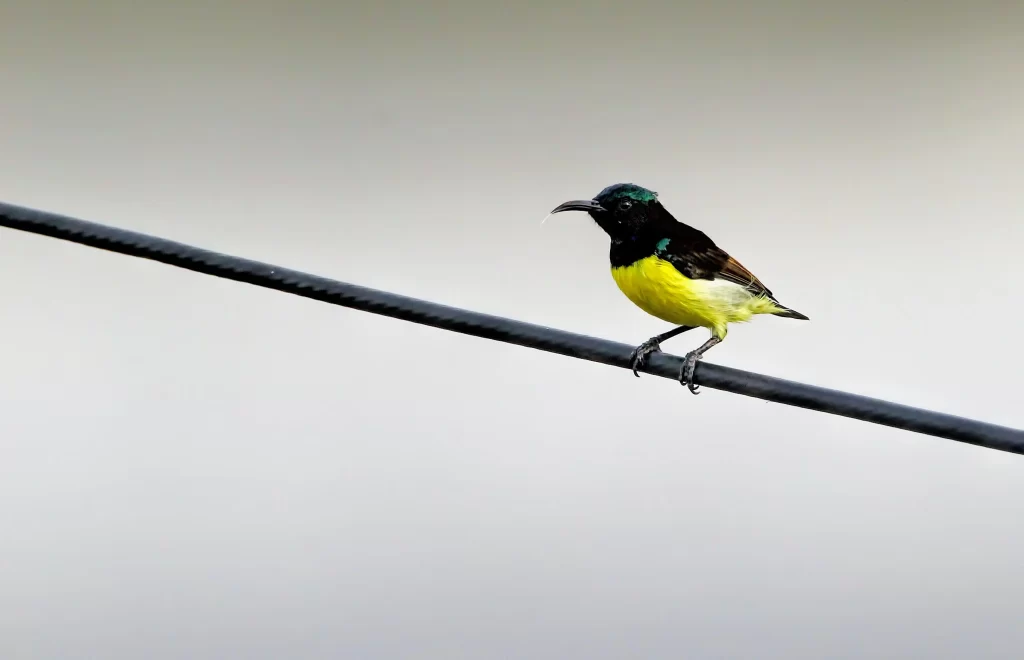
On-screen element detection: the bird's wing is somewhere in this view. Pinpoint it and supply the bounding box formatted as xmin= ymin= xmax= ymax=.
xmin=654 ymin=226 xmax=776 ymax=300
xmin=716 ymin=253 xmax=775 ymax=299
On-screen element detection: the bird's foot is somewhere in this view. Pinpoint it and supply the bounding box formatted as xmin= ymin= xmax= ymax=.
xmin=629 ymin=338 xmax=662 ymax=377
xmin=679 ymin=351 xmax=702 ymax=395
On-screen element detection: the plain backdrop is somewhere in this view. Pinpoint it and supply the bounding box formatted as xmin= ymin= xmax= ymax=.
xmin=2 ymin=1 xmax=1023 ymax=658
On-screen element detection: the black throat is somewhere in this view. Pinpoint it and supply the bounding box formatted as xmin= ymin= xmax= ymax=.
xmin=608 ymin=231 xmax=664 ymax=269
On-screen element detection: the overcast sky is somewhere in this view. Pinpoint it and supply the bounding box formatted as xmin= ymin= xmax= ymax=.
xmin=2 ymin=1 xmax=1023 ymax=658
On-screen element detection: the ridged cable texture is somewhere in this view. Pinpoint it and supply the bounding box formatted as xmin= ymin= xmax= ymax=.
xmin=2 ymin=200 xmax=1022 ymax=455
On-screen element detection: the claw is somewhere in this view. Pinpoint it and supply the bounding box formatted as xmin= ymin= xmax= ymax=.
xmin=676 ymin=336 xmax=721 ymax=395
xmin=679 ymin=351 xmax=701 ymax=395
xmin=629 ymin=339 xmax=662 ymax=377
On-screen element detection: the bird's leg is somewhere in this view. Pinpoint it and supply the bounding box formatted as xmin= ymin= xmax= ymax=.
xmin=679 ymin=336 xmax=722 ymax=395
xmin=629 ymin=325 xmax=695 ymax=377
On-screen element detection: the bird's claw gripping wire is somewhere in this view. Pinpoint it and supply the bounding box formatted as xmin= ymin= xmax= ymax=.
xmin=680 ymin=351 xmax=702 ymax=395
xmin=628 ymin=338 xmax=662 ymax=377
xmin=676 ymin=336 xmax=720 ymax=395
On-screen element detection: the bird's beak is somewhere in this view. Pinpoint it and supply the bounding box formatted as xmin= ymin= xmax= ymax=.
xmin=549 ymin=199 xmax=604 ymax=214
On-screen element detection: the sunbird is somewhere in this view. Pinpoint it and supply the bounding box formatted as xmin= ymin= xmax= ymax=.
xmin=549 ymin=183 xmax=808 ymax=394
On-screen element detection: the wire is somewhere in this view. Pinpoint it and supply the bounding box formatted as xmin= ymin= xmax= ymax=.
xmin=2 ymin=200 xmax=1022 ymax=455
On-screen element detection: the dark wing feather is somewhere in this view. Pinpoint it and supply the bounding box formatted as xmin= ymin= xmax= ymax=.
xmin=653 ymin=224 xmax=777 ymax=300
xmin=717 ymin=254 xmax=775 ymax=299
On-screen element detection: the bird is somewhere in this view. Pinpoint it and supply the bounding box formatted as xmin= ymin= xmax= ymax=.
xmin=548 ymin=183 xmax=808 ymax=394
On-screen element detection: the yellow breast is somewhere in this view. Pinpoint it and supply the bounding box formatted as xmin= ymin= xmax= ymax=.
xmin=610 ymin=256 xmax=781 ymax=338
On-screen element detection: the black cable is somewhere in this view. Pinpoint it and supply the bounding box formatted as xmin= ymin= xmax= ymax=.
xmin=2 ymin=200 xmax=1022 ymax=455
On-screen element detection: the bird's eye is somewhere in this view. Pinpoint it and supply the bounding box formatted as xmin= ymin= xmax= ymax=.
xmin=618 ymin=199 xmax=633 ymax=211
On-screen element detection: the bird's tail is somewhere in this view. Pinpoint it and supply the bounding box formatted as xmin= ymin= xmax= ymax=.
xmin=772 ymin=303 xmax=809 ymax=321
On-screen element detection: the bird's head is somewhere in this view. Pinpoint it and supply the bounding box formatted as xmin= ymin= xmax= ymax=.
xmin=549 ymin=183 xmax=663 ymax=240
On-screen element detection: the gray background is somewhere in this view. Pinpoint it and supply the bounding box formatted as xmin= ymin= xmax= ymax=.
xmin=2 ymin=1 xmax=1023 ymax=658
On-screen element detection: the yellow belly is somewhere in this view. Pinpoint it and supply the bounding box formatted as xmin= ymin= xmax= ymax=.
xmin=610 ymin=256 xmax=784 ymax=339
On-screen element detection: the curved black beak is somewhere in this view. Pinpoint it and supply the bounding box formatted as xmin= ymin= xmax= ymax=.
xmin=550 ymin=199 xmax=604 ymax=214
